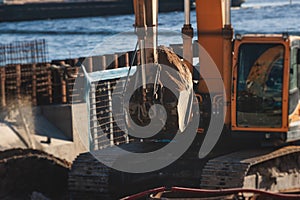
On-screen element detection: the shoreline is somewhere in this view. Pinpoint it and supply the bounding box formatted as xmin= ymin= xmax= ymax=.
xmin=0 ymin=0 xmax=186 ymax=22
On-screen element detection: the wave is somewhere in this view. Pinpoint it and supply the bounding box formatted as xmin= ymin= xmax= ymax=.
xmin=0 ymin=29 xmax=121 ymax=35
xmin=0 ymin=29 xmax=193 ymax=37
xmin=235 ymin=30 xmax=300 ymax=36
xmin=242 ymin=1 xmax=300 ymax=10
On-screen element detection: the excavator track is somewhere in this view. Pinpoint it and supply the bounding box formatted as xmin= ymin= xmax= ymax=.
xmin=0 ymin=148 xmax=70 ymax=199
xmin=68 ymin=151 xmax=119 ymax=200
xmin=68 ymin=143 xmax=201 ymax=200
xmin=0 ymin=148 xmax=70 ymax=168
xmin=200 ymin=145 xmax=300 ymax=192
xmin=69 ymin=144 xmax=157 ymax=199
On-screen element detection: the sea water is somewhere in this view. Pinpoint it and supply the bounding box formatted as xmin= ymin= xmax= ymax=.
xmin=0 ymin=0 xmax=300 ymax=60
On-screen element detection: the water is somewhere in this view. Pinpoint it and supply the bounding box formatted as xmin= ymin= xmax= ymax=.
xmin=0 ymin=0 xmax=300 ymax=60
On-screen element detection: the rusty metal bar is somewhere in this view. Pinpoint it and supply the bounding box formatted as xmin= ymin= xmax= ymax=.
xmin=87 ymin=57 xmax=93 ymax=72
xmin=16 ymin=64 xmax=21 ymax=100
xmin=90 ymin=83 xmax=98 ymax=150
xmin=61 ymin=79 xmax=67 ymax=103
xmin=0 ymin=67 xmax=6 ymax=107
xmin=124 ymin=52 xmax=129 ymax=67
xmin=101 ymin=55 xmax=107 ymax=70
xmin=46 ymin=63 xmax=53 ymax=104
xmin=114 ymin=54 xmax=119 ymax=69
xmin=32 ymin=64 xmax=37 ymax=106
xmin=107 ymin=81 xmax=114 ymax=146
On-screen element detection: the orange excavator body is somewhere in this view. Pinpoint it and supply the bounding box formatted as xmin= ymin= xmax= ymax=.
xmin=195 ymin=0 xmax=300 ymax=142
xmin=68 ymin=1 xmax=300 ymax=199
xmin=195 ymin=0 xmax=233 ymax=125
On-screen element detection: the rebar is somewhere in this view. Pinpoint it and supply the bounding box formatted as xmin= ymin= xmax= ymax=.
xmin=0 ymin=39 xmax=49 ymax=67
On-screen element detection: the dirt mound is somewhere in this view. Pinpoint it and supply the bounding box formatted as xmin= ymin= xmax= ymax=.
xmin=157 ymin=45 xmax=192 ymax=87
xmin=0 ymin=148 xmax=70 ymax=199
xmin=126 ymin=46 xmax=193 ymax=135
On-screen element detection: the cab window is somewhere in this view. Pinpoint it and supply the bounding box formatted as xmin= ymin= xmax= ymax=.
xmin=289 ymin=47 xmax=299 ymax=114
xmin=236 ymin=43 xmax=284 ymax=128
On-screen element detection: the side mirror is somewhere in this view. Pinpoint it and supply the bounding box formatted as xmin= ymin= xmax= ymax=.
xmin=297 ymin=49 xmax=300 ymax=65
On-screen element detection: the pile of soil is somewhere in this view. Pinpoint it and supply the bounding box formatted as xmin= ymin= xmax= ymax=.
xmin=0 ymin=148 xmax=70 ymax=200
xmin=126 ymin=46 xmax=193 ymax=136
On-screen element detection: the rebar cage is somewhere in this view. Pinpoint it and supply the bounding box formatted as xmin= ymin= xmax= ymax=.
xmin=84 ymin=66 xmax=137 ymax=151
xmin=0 ymin=39 xmax=49 ymax=67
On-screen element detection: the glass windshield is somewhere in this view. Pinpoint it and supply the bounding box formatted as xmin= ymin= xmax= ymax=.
xmin=236 ymin=43 xmax=284 ymax=128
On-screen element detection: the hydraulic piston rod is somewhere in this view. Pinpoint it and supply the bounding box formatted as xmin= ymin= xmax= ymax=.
xmin=182 ymin=0 xmax=194 ymax=73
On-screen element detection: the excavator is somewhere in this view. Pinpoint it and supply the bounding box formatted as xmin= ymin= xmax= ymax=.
xmin=68 ymin=0 xmax=300 ymax=199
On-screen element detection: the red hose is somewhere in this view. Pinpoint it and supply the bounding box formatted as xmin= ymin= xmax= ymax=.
xmin=120 ymin=187 xmax=166 ymax=200
xmin=172 ymin=187 xmax=300 ymax=199
xmin=120 ymin=186 xmax=300 ymax=200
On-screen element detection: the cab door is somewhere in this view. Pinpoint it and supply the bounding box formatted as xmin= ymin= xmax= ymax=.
xmin=289 ymin=40 xmax=300 ymax=124
xmin=232 ymin=39 xmax=290 ymax=133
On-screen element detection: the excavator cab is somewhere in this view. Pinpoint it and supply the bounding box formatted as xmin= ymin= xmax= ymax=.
xmin=231 ymin=34 xmax=300 ymax=143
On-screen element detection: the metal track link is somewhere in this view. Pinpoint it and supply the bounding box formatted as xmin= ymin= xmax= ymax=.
xmin=0 ymin=148 xmax=70 ymax=168
xmin=200 ymin=145 xmax=300 ymax=189
xmin=0 ymin=148 xmax=70 ymax=198
xmin=68 ymin=146 xmax=131 ymax=200
xmin=68 ymin=152 xmax=115 ymax=199
xmin=68 ymin=143 xmax=175 ymax=199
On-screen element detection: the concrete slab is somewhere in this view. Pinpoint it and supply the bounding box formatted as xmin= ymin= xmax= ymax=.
xmin=0 ymin=122 xmax=27 ymax=151
xmin=40 ymin=105 xmax=73 ymax=140
xmin=33 ymin=114 xmax=69 ymax=141
xmin=0 ymin=103 xmax=87 ymax=163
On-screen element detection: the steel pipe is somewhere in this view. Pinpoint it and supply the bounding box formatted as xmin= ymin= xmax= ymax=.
xmin=225 ymin=0 xmax=231 ymax=25
xmin=184 ymin=0 xmax=191 ymax=25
